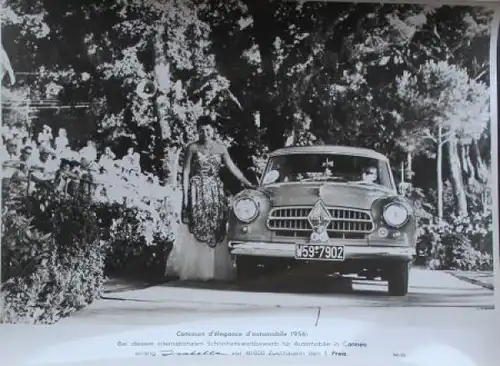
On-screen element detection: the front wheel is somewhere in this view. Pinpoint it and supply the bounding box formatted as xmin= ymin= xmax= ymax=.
xmin=387 ymin=261 xmax=410 ymax=296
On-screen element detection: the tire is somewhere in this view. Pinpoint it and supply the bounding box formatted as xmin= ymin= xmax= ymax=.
xmin=387 ymin=261 xmax=410 ymax=296
xmin=236 ymin=256 xmax=260 ymax=283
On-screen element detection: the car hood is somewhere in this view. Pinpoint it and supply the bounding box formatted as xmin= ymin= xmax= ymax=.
xmin=257 ymin=182 xmax=395 ymax=210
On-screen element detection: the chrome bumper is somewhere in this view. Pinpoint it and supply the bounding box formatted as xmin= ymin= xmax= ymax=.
xmin=228 ymin=241 xmax=415 ymax=261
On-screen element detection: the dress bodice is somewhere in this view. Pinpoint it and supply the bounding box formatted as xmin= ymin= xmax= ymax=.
xmin=191 ymin=150 xmax=223 ymax=178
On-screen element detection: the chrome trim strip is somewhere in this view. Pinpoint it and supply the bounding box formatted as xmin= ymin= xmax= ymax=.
xmin=228 ymin=241 xmax=414 ymax=260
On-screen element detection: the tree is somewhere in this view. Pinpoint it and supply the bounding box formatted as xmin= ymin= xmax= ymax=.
xmin=2 ymin=0 xmax=492 ymax=204
xmin=89 ymin=0 xmax=238 ymax=183
xmin=1 ymin=0 xmax=51 ymax=140
xmin=2 ymin=0 xmax=238 ymax=184
xmin=396 ymin=60 xmax=489 ymax=221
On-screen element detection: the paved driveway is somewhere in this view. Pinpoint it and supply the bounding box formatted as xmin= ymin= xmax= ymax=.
xmin=0 ymin=268 xmax=495 ymax=366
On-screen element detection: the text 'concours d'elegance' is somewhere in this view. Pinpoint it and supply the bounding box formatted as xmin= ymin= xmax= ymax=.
xmin=0 ymin=1 xmax=495 ymax=325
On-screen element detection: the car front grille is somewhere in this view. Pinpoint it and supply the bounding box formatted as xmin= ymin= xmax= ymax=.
xmin=267 ymin=206 xmax=374 ymax=239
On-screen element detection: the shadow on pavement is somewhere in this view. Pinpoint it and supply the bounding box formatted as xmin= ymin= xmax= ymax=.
xmin=154 ymin=271 xmax=493 ymax=308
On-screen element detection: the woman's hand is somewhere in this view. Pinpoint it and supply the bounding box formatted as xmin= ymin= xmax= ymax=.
xmin=242 ymin=180 xmax=257 ymax=189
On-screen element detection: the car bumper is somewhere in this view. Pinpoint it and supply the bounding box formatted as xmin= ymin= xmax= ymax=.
xmin=228 ymin=241 xmax=415 ymax=261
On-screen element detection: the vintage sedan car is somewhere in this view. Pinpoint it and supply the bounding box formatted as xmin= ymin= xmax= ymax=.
xmin=227 ymin=145 xmax=417 ymax=296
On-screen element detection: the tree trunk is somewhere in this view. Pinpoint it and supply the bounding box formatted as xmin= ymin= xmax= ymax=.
xmin=406 ymin=151 xmax=413 ymax=181
xmin=243 ymin=0 xmax=286 ymax=151
xmin=437 ymin=129 xmax=443 ymax=224
xmin=153 ymin=22 xmax=172 ymax=141
xmin=447 ymin=136 xmax=469 ymax=217
xmin=470 ymin=139 xmax=491 ymax=214
xmin=459 ymin=144 xmax=471 ymax=181
xmin=482 ymin=188 xmax=488 ymax=215
xmin=471 ymin=139 xmax=489 ymax=184
xmin=164 ymin=147 xmax=181 ymax=185
xmin=153 ymin=17 xmax=181 ymax=183
xmin=459 ymin=144 xmax=477 ymax=186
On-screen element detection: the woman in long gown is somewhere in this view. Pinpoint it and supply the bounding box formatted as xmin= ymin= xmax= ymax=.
xmin=166 ymin=116 xmax=255 ymax=281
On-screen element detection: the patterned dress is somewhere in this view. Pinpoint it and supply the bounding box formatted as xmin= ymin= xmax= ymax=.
xmin=166 ymin=148 xmax=235 ymax=281
xmin=186 ymin=150 xmax=229 ymax=247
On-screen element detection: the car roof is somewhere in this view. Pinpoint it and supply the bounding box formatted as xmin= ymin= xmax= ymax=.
xmin=268 ymin=145 xmax=389 ymax=161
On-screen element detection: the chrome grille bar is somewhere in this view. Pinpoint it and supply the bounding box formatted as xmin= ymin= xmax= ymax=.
xmin=267 ymin=206 xmax=374 ymax=234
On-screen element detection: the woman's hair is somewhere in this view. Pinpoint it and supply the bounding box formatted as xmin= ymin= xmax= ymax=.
xmin=196 ymin=115 xmax=215 ymax=129
xmin=59 ymin=158 xmax=71 ymax=169
xmin=69 ymin=160 xmax=81 ymax=169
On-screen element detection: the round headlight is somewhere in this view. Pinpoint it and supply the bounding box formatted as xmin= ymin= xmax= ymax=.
xmin=233 ymin=197 xmax=259 ymax=222
xmin=382 ymin=203 xmax=409 ymax=228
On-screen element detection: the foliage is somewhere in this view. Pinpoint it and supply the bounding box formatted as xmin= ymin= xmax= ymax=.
xmin=1 ymin=87 xmax=31 ymax=137
xmin=408 ymin=181 xmax=458 ymax=226
xmin=1 ymin=187 xmax=104 ymax=324
xmin=395 ymin=60 xmax=489 ymax=146
xmin=425 ymin=214 xmax=493 ymax=271
xmin=466 ymin=179 xmax=492 ymax=215
xmin=3 ymin=1 xmax=492 ymax=195
xmin=414 ymin=179 xmax=493 ymax=271
xmin=0 ymin=130 xmax=181 ymax=323
xmin=1 ymin=0 xmax=238 ymax=180
xmin=95 ymin=172 xmax=181 ymax=247
xmin=406 ymin=186 xmax=435 ymax=222
xmin=93 ymin=202 xmax=174 ymax=278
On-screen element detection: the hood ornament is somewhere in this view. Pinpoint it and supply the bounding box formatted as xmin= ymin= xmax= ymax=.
xmin=307 ymin=200 xmax=332 ymax=243
xmin=318 ymin=184 xmax=327 ymax=200
xmin=310 ymin=184 xmax=327 ymax=199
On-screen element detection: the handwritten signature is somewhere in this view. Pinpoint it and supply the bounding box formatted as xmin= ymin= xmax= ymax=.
xmin=161 ymin=350 xmax=228 ymax=356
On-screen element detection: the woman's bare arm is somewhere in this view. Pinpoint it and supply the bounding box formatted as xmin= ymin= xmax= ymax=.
xmin=220 ymin=145 xmax=254 ymax=188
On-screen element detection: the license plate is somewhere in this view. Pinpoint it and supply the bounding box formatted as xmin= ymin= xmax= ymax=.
xmin=295 ymin=244 xmax=345 ymax=261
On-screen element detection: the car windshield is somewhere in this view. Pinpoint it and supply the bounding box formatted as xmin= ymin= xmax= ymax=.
xmin=261 ymin=153 xmax=394 ymax=189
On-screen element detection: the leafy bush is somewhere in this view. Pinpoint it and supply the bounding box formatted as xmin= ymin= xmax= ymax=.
xmin=425 ymin=214 xmax=493 ymax=271
xmin=406 ymin=186 xmax=434 ymax=222
xmin=1 ymin=128 xmax=183 ymax=324
xmin=91 ymin=153 xmax=182 ymax=279
xmin=1 ymin=167 xmax=180 ymax=324
xmin=94 ymin=202 xmax=176 ymax=280
xmin=418 ymin=181 xmax=456 ymax=220
xmin=1 ymin=187 xmax=104 ymax=324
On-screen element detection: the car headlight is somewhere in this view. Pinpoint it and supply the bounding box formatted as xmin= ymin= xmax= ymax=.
xmin=233 ymin=197 xmax=259 ymax=223
xmin=382 ymin=203 xmax=409 ymax=228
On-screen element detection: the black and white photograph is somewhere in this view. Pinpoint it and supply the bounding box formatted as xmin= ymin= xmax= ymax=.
xmin=0 ymin=0 xmax=498 ymax=365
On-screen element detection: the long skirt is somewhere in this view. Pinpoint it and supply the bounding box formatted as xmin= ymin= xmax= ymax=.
xmin=165 ymin=223 xmax=235 ymax=281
